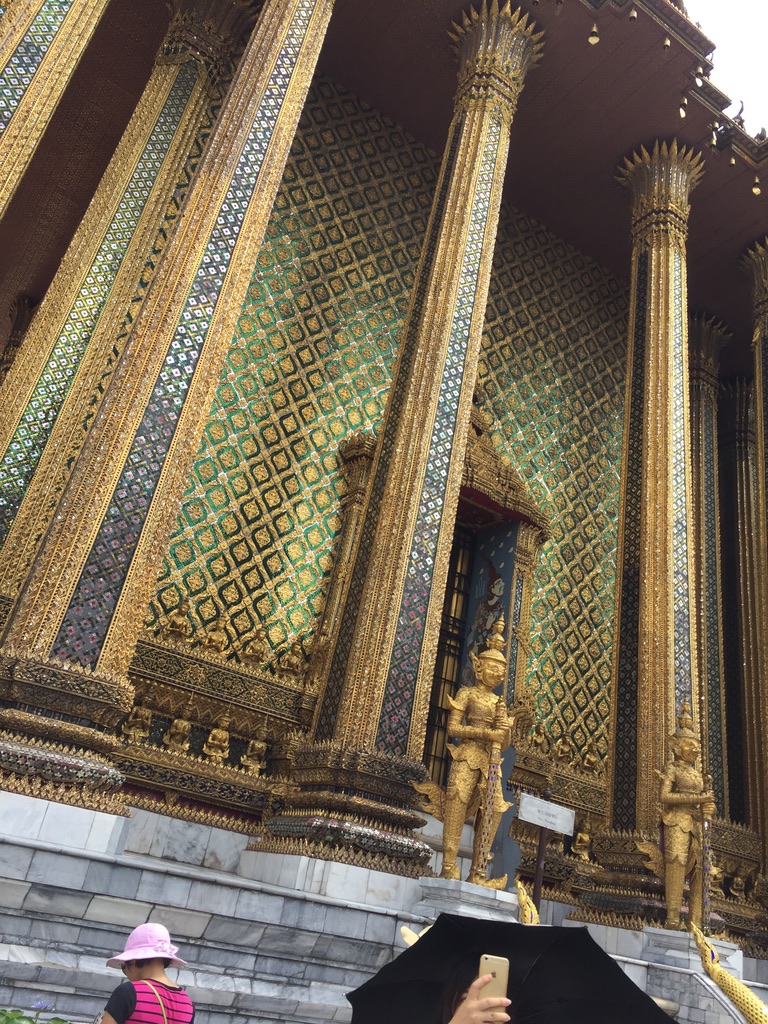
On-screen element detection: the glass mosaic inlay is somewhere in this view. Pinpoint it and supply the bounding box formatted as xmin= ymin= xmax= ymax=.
xmin=671 ymin=251 xmax=693 ymax=708
xmin=376 ymin=117 xmax=502 ymax=755
xmin=482 ymin=206 xmax=627 ymax=782
xmin=314 ymin=119 xmax=455 ymax=741
xmin=140 ymin=76 xmax=627 ymax=768
xmin=703 ymin=402 xmax=725 ymax=806
xmin=609 ymin=251 xmax=646 ymax=829
xmin=0 ymin=62 xmax=199 ymax=547
xmin=52 ymin=1 xmax=316 ymax=667
xmin=0 ymin=0 xmax=72 ymax=136
xmin=147 ymin=77 xmax=436 ymax=702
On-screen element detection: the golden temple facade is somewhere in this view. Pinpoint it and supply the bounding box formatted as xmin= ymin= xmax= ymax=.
xmin=2 ymin=0 xmax=768 ymax=956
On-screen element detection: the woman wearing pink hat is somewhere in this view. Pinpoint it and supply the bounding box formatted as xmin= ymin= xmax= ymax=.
xmin=101 ymin=922 xmax=195 ymax=1024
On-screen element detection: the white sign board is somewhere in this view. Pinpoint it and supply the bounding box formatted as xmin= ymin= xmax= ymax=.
xmin=518 ymin=792 xmax=575 ymax=836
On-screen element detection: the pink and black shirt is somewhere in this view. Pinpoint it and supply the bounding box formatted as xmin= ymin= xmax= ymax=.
xmin=104 ymin=980 xmax=195 ymax=1024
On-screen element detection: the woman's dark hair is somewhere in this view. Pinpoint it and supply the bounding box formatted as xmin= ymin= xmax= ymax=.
xmin=134 ymin=957 xmax=172 ymax=968
xmin=433 ymin=955 xmax=485 ymax=1024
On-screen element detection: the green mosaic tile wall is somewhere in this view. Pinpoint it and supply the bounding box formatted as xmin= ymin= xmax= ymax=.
xmin=146 ymin=75 xmax=629 ymax=755
xmin=481 ymin=208 xmax=627 ymax=760
xmin=146 ymin=76 xmax=436 ymax=655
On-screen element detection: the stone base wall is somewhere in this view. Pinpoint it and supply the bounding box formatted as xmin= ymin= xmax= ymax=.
xmin=1 ymin=793 xmax=768 ymax=1024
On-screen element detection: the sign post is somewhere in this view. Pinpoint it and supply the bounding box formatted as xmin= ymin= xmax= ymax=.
xmin=518 ymin=789 xmax=575 ymax=911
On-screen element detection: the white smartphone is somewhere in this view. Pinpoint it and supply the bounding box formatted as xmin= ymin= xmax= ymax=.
xmin=478 ymin=953 xmax=510 ymax=1000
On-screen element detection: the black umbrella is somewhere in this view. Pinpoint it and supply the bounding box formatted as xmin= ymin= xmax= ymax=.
xmin=347 ymin=912 xmax=672 ymax=1024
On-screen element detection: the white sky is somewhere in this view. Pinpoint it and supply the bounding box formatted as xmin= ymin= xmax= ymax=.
xmin=684 ymin=0 xmax=767 ymax=135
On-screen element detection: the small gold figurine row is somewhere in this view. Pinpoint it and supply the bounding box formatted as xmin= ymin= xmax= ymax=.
xmin=529 ymin=721 xmax=603 ymax=774
xmin=164 ymin=600 xmax=269 ymax=662
xmin=121 ymin=696 xmax=269 ymax=776
xmin=161 ymin=601 xmax=316 ymax=687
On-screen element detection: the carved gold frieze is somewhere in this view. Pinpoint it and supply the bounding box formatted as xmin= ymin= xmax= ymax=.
xmin=113 ymin=745 xmax=273 ymax=813
xmin=120 ymin=676 xmax=301 ymax=774
xmin=0 ymin=653 xmax=133 ymax=728
xmin=250 ymin=831 xmax=431 ymax=879
xmin=131 ymin=639 xmax=313 ymax=726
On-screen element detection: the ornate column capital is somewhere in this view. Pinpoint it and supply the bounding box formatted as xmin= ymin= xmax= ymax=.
xmin=339 ymin=431 xmax=377 ymax=499
xmin=689 ymin=314 xmax=732 ymax=395
xmin=451 ymin=1 xmax=543 ymax=121
xmin=617 ymin=139 xmax=704 ymax=249
xmin=162 ymin=0 xmax=259 ymax=81
xmin=743 ymin=238 xmax=768 ymax=337
xmin=0 ymin=293 xmax=36 ymax=386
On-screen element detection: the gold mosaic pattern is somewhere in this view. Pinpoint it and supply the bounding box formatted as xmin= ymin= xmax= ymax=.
xmin=146 ymin=76 xmax=629 ymax=764
xmin=146 ymin=76 xmax=437 ymax=655
xmin=480 ymin=206 xmax=628 ymax=761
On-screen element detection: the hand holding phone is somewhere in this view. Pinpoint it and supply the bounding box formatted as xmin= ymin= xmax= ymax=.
xmin=478 ymin=953 xmax=510 ymax=1000
xmin=447 ymin=957 xmax=511 ymax=1024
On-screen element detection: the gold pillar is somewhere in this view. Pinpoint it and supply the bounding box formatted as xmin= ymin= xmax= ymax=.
xmin=0 ymin=0 xmax=111 ymax=216
xmin=507 ymin=521 xmax=546 ymax=698
xmin=0 ymin=0 xmax=336 ymax=736
xmin=304 ymin=431 xmax=376 ymax=704
xmin=608 ymin=141 xmax=704 ymax=836
xmin=688 ymin=314 xmax=731 ymax=816
xmin=719 ymin=380 xmax=763 ymax=841
xmin=742 ymin=240 xmax=768 ymax=869
xmin=0 ymin=293 xmax=35 ymax=386
xmin=0 ymin=0 xmax=255 ymax=597
xmin=317 ymin=0 xmax=543 ymax=760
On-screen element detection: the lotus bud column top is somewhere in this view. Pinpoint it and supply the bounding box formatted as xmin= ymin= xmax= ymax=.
xmin=744 ymin=239 xmax=768 ymax=336
xmin=451 ymin=0 xmax=544 ymax=113
xmin=617 ymin=139 xmax=704 ymax=246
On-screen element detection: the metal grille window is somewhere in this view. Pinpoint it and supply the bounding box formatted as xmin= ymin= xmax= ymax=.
xmin=424 ymin=528 xmax=473 ymax=787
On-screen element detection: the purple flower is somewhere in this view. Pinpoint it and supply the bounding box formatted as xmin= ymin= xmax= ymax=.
xmin=32 ymin=1002 xmax=53 ymax=1011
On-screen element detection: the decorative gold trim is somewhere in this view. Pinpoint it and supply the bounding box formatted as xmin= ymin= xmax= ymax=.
xmin=0 ymin=0 xmax=112 ymax=217
xmin=126 ymin=788 xmax=257 ymax=832
xmin=0 ymin=767 xmax=128 ymax=815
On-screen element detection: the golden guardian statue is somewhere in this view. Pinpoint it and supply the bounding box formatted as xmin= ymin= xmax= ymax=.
xmin=660 ymin=701 xmax=716 ymax=929
xmin=440 ymin=616 xmax=513 ymax=887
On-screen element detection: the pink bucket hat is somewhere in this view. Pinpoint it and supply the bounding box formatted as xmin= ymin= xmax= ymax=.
xmin=106 ymin=923 xmax=187 ymax=969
